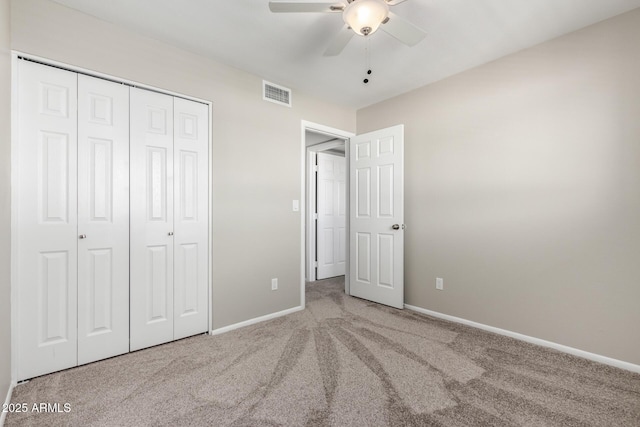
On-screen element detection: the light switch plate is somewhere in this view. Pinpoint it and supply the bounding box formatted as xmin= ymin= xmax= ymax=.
xmin=292 ymin=200 xmax=299 ymax=212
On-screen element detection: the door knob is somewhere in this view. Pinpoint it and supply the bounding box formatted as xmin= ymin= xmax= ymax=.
xmin=168 ymin=232 xmax=174 ymax=236
xmin=392 ymin=224 xmax=405 ymax=230
xmin=79 ymin=234 xmax=87 ymax=239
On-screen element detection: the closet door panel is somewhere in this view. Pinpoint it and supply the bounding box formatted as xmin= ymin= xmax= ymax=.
xmin=173 ymin=98 xmax=209 ymax=339
xmin=77 ymin=75 xmax=130 ymax=364
xmin=17 ymin=60 xmax=78 ymax=380
xmin=130 ymin=88 xmax=175 ymax=351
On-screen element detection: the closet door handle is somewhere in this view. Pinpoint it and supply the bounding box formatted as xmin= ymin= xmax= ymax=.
xmin=168 ymin=232 xmax=174 ymax=236
xmin=79 ymin=234 xmax=87 ymax=239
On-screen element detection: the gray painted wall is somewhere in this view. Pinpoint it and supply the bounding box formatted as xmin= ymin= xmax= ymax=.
xmin=10 ymin=0 xmax=356 ymax=330
xmin=357 ymin=9 xmax=640 ymax=365
xmin=0 ymin=0 xmax=12 ymax=406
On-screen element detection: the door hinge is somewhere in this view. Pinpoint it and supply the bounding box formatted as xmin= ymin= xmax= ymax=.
xmin=313 ymin=165 xmax=319 ymax=172
xmin=314 ymin=261 xmax=318 ymax=268
xmin=313 ymin=213 xmax=318 ymax=220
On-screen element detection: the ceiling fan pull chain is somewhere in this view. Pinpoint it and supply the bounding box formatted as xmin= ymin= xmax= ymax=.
xmin=364 ymin=37 xmax=372 ymax=85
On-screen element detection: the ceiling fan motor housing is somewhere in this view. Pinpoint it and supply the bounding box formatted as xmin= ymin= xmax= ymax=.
xmin=343 ymin=0 xmax=390 ymax=36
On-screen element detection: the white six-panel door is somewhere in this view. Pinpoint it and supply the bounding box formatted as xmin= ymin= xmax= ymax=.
xmin=316 ymin=152 xmax=346 ymax=279
xmin=77 ymin=74 xmax=130 ymax=364
xmin=130 ymin=88 xmax=175 ymax=351
xmin=349 ymin=125 xmax=405 ymax=309
xmin=173 ymin=98 xmax=209 ymax=339
xmin=17 ymin=60 xmax=79 ymax=380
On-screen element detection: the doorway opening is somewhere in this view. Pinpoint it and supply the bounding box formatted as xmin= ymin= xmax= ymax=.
xmin=300 ymin=122 xmax=354 ymax=308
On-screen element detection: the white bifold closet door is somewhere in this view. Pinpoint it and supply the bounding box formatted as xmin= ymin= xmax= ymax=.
xmin=18 ymin=61 xmax=79 ymax=380
xmin=130 ymin=88 xmax=208 ymax=351
xmin=172 ymin=98 xmax=209 ymax=340
xmin=17 ymin=60 xmax=130 ymax=380
xmin=130 ymin=88 xmax=174 ymax=351
xmin=77 ymin=74 xmax=130 ymax=365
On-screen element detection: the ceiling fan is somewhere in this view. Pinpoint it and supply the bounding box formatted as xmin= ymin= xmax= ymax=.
xmin=269 ymin=0 xmax=427 ymax=56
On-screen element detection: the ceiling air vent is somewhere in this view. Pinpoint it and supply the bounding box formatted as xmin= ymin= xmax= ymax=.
xmin=263 ymin=80 xmax=292 ymax=107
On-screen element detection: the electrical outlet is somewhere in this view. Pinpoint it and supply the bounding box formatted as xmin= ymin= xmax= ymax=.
xmin=271 ymin=278 xmax=278 ymax=291
xmin=436 ymin=277 xmax=444 ymax=290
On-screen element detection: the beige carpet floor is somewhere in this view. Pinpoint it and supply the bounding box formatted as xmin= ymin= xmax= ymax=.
xmin=7 ymin=277 xmax=640 ymax=426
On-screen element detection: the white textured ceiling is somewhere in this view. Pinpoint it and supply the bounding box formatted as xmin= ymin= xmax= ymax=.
xmin=51 ymin=0 xmax=640 ymax=109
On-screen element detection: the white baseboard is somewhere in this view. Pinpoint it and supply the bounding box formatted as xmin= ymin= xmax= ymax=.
xmin=209 ymin=305 xmax=304 ymax=336
xmin=1 ymin=381 xmax=17 ymax=427
xmin=405 ymin=304 xmax=640 ymax=374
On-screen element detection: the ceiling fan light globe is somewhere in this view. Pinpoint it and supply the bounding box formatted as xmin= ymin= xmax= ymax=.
xmin=343 ymin=0 xmax=389 ymax=36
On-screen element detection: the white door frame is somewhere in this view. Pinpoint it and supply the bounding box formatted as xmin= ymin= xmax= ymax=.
xmin=10 ymin=52 xmax=214 ymax=382
xmin=300 ymin=121 xmax=354 ymax=307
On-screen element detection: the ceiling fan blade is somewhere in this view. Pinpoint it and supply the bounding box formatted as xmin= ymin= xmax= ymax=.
xmin=323 ymin=25 xmax=355 ymax=56
xmin=385 ymin=0 xmax=408 ymax=5
xmin=381 ymin=11 xmax=426 ymax=46
xmin=269 ymin=2 xmax=345 ymax=13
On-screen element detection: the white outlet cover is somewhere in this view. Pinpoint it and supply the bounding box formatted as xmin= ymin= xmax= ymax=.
xmin=436 ymin=277 xmax=444 ymax=290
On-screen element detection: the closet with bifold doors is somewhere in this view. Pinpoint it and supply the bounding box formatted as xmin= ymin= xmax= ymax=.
xmin=15 ymin=59 xmax=209 ymax=381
